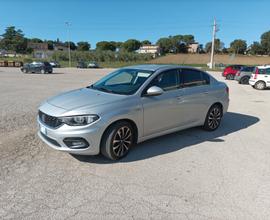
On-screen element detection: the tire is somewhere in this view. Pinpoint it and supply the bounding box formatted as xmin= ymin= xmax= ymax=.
xmin=240 ymin=76 xmax=250 ymax=85
xmin=254 ymin=81 xmax=266 ymax=90
xmin=22 ymin=69 xmax=28 ymax=74
xmin=40 ymin=69 xmax=45 ymax=74
xmin=48 ymin=70 xmax=53 ymax=74
xmin=226 ymin=74 xmax=234 ymax=80
xmin=203 ymin=104 xmax=223 ymax=131
xmin=101 ymin=121 xmax=134 ymax=160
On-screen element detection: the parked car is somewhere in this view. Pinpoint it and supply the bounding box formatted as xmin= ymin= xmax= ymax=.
xmin=88 ymin=62 xmax=99 ymax=68
xmin=222 ymin=65 xmax=245 ymax=80
xmin=49 ymin=61 xmax=60 ymax=68
xmin=234 ymin=66 xmax=255 ymax=84
xmin=77 ymin=61 xmax=87 ymax=68
xmin=21 ymin=62 xmax=53 ymax=74
xmin=249 ymin=65 xmax=270 ymax=90
xmin=37 ymin=65 xmax=229 ymax=160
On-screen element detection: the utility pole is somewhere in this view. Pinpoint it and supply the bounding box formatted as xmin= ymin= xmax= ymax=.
xmin=65 ymin=22 xmax=71 ymax=68
xmin=210 ymin=18 xmax=217 ymax=69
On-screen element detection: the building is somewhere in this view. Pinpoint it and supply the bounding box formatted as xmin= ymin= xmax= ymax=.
xmin=27 ymin=42 xmax=48 ymax=51
xmin=137 ymin=45 xmax=160 ymax=57
xmin=54 ymin=44 xmax=69 ymax=51
xmin=187 ymin=43 xmax=200 ymax=53
xmin=27 ymin=42 xmax=49 ymax=59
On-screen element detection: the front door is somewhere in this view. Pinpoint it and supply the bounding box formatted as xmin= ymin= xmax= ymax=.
xmin=142 ymin=69 xmax=184 ymax=136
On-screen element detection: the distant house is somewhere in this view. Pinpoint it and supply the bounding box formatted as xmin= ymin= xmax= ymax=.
xmin=54 ymin=44 xmax=69 ymax=51
xmin=27 ymin=42 xmax=48 ymax=51
xmin=27 ymin=42 xmax=49 ymax=59
xmin=0 ymin=50 xmax=17 ymax=57
xmin=187 ymin=43 xmax=200 ymax=53
xmin=137 ymin=45 xmax=160 ymax=57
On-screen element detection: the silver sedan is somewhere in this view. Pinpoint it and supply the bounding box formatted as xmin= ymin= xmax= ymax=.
xmin=38 ymin=65 xmax=229 ymax=160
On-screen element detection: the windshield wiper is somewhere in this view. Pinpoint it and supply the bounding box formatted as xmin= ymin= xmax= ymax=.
xmin=97 ymin=87 xmax=114 ymax=94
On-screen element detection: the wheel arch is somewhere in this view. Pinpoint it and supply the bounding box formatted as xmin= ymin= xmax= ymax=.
xmin=100 ymin=118 xmax=139 ymax=147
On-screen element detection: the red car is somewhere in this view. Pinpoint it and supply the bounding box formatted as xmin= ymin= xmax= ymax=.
xmin=222 ymin=65 xmax=245 ymax=80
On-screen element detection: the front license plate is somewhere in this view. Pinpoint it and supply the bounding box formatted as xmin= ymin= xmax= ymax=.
xmin=40 ymin=125 xmax=47 ymax=135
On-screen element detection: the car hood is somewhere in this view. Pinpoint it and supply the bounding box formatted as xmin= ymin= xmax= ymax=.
xmin=47 ymin=88 xmax=125 ymax=111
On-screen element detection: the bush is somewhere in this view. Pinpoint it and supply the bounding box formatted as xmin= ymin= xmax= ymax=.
xmin=51 ymin=50 xmax=153 ymax=64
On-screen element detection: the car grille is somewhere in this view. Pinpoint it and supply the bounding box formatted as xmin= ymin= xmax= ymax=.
xmin=39 ymin=111 xmax=63 ymax=128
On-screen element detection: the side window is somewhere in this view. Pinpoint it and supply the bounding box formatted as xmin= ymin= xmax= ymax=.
xmin=148 ymin=69 xmax=179 ymax=91
xmin=201 ymin=72 xmax=210 ymax=84
xmin=181 ymin=69 xmax=206 ymax=87
xmin=265 ymin=68 xmax=270 ymax=75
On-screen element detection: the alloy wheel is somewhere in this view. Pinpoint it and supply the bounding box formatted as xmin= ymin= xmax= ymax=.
xmin=208 ymin=107 xmax=221 ymax=130
xmin=112 ymin=126 xmax=132 ymax=157
xmin=255 ymin=81 xmax=265 ymax=90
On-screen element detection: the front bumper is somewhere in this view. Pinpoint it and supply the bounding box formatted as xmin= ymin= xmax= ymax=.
xmin=37 ymin=117 xmax=104 ymax=155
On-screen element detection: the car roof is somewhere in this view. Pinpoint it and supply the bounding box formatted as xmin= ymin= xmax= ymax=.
xmin=257 ymin=65 xmax=270 ymax=69
xmin=123 ymin=64 xmax=200 ymax=72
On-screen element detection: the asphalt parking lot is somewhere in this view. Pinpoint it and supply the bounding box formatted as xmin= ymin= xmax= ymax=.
xmin=0 ymin=67 xmax=270 ymax=220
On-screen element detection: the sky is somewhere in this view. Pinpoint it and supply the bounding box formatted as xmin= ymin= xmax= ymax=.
xmin=0 ymin=0 xmax=269 ymax=48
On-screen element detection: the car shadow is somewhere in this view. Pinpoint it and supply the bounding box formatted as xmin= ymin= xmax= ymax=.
xmin=71 ymin=112 xmax=259 ymax=164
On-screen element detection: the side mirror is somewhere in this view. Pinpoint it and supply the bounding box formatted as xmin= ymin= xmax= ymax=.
xmin=145 ymin=86 xmax=164 ymax=96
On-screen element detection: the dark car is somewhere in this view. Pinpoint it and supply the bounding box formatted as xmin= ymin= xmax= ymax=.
xmin=21 ymin=62 xmax=53 ymax=74
xmin=234 ymin=66 xmax=255 ymax=84
xmin=222 ymin=65 xmax=245 ymax=80
xmin=77 ymin=61 xmax=87 ymax=68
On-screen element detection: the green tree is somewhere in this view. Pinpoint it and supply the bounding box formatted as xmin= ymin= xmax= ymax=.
xmin=229 ymin=39 xmax=247 ymax=54
xmin=29 ymin=38 xmax=43 ymax=43
xmin=45 ymin=40 xmax=54 ymax=50
xmin=205 ymin=39 xmax=223 ymax=53
xmin=0 ymin=26 xmax=27 ymax=53
xmin=260 ymin=31 xmax=270 ymax=54
xmin=64 ymin=41 xmax=77 ymax=50
xmin=157 ymin=37 xmax=173 ymax=54
xmin=121 ymin=39 xmax=141 ymax=52
xmin=96 ymin=41 xmax=116 ymax=51
xmin=249 ymin=41 xmax=264 ymax=55
xmin=141 ymin=40 xmax=151 ymax=45
xmin=182 ymin=35 xmax=195 ymax=44
xmin=77 ymin=41 xmax=90 ymax=51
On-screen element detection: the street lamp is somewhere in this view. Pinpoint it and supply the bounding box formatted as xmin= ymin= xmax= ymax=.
xmin=65 ymin=22 xmax=71 ymax=68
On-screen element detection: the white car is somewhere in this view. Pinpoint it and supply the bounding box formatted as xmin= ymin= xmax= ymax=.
xmin=249 ymin=65 xmax=270 ymax=90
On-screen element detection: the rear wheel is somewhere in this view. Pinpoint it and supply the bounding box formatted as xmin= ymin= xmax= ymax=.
xmin=240 ymin=76 xmax=250 ymax=85
xmin=254 ymin=81 xmax=266 ymax=90
xmin=203 ymin=104 xmax=223 ymax=131
xmin=22 ymin=69 xmax=28 ymax=73
xmin=226 ymin=74 xmax=234 ymax=80
xmin=101 ymin=121 xmax=134 ymax=160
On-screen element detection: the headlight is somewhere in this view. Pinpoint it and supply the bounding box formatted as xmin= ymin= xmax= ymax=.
xmin=60 ymin=115 xmax=99 ymax=126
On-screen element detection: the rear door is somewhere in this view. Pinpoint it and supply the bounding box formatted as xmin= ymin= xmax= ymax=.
xmin=179 ymin=68 xmax=212 ymax=124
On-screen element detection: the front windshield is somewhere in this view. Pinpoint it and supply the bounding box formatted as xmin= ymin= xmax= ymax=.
xmin=89 ymin=68 xmax=154 ymax=95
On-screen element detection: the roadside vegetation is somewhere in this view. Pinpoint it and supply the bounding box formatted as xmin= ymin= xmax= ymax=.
xmin=1 ymin=26 xmax=270 ymax=68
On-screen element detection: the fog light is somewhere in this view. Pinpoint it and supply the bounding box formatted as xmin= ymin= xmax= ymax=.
xmin=63 ymin=138 xmax=89 ymax=149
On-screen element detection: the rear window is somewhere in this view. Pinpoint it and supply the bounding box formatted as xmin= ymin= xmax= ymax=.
xmin=242 ymin=66 xmax=255 ymax=72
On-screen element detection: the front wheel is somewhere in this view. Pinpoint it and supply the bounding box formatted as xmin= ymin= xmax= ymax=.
xmin=203 ymin=104 xmax=223 ymax=131
xmin=101 ymin=121 xmax=134 ymax=160
xmin=40 ymin=69 xmax=46 ymax=74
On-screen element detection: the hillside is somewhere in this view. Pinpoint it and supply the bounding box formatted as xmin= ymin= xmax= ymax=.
xmin=150 ymin=54 xmax=270 ymax=66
